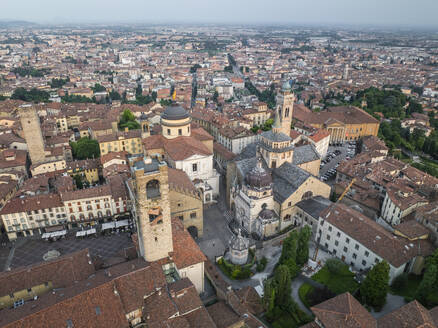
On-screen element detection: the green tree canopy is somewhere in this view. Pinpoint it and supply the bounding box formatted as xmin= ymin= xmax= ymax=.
xmin=360 ymin=261 xmax=390 ymax=310
xmin=119 ymin=109 xmax=140 ymax=130
xmin=70 ymin=137 xmax=100 ymax=160
xmin=12 ymin=87 xmax=50 ymax=103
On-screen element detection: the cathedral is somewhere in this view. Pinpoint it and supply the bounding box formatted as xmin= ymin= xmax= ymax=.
xmin=142 ymin=102 xmax=220 ymax=203
xmin=227 ymin=82 xmax=331 ymax=239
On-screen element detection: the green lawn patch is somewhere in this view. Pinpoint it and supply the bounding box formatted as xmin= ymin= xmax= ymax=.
xmin=298 ymin=283 xmax=314 ymax=309
xmin=312 ymin=265 xmax=359 ymax=295
xmin=390 ymin=274 xmax=422 ymax=298
xmin=270 ymin=309 xmax=311 ymax=328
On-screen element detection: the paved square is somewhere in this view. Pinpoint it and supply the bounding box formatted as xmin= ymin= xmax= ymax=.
xmin=0 ymin=232 xmax=134 ymax=271
xmin=197 ymin=205 xmax=233 ymax=260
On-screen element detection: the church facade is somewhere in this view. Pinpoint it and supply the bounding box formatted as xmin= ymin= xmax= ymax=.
xmin=143 ymin=103 xmax=220 ymax=203
xmin=228 ymin=83 xmax=330 ymax=239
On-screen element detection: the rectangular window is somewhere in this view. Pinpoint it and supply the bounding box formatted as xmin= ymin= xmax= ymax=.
xmin=345 ymin=237 xmax=350 ymax=244
xmin=337 ymin=232 xmax=340 ymax=237
xmin=334 ymin=240 xmax=339 ymax=246
xmin=353 ymin=253 xmax=357 ymax=259
xmin=326 ymin=235 xmax=330 ymax=240
xmin=343 ymin=247 xmax=348 ymax=253
xmin=362 ymin=260 xmax=367 ymax=266
xmin=190 ymin=212 xmax=197 ymax=219
xmin=365 ymin=251 xmax=369 ymax=257
xmin=328 ymin=226 xmax=332 ymax=232
xmin=355 ymin=244 xmax=359 ymax=250
xmin=192 ymin=163 xmax=198 ymax=172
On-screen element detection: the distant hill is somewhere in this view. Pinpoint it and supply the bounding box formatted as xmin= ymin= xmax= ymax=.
xmin=0 ymin=20 xmax=37 ymax=28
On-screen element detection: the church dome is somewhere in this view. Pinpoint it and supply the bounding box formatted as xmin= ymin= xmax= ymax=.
xmin=245 ymin=159 xmax=272 ymax=189
xmin=161 ymin=104 xmax=190 ymax=120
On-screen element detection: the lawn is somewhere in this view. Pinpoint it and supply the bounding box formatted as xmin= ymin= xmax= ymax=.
xmin=390 ymin=274 xmax=422 ymax=298
xmin=298 ymin=283 xmax=314 ymax=309
xmin=270 ymin=310 xmax=311 ymax=328
xmin=312 ymin=265 xmax=359 ymax=295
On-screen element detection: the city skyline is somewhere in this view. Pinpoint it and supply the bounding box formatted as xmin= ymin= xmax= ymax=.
xmin=1 ymin=0 xmax=438 ymax=28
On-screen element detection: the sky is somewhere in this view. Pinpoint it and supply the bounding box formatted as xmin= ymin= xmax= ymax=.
xmin=1 ymin=0 xmax=438 ymax=28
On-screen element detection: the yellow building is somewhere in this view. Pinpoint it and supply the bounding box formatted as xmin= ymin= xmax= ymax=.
xmin=30 ymin=159 xmax=66 ymax=176
xmin=66 ymin=159 xmax=100 ymax=184
xmin=168 ymin=168 xmax=203 ymax=238
xmin=293 ymin=105 xmax=380 ymax=144
xmin=97 ymin=129 xmax=142 ymax=156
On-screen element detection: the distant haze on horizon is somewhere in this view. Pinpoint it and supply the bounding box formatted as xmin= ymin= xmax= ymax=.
xmin=1 ymin=0 xmax=438 ymax=28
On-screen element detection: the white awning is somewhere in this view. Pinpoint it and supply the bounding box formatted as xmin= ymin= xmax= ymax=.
xmin=102 ymin=222 xmax=115 ymax=230
xmin=115 ymin=220 xmax=129 ymax=228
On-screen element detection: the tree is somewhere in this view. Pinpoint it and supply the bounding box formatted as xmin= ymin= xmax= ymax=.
xmin=263 ymin=280 xmax=276 ymax=320
xmin=50 ymin=77 xmax=69 ymax=89
xmin=296 ymin=226 xmax=312 ymax=266
xmin=91 ymin=83 xmax=106 ymax=93
xmin=119 ymin=109 xmax=140 ymax=130
xmin=11 ymin=87 xmax=50 ymax=103
xmin=273 ymin=265 xmax=292 ymax=307
xmin=213 ymin=91 xmax=219 ymax=103
xmin=109 ymin=90 xmax=121 ymax=100
xmin=360 ymin=261 xmax=390 ymax=310
xmin=70 ymin=137 xmax=100 ymax=160
xmin=190 ymin=64 xmax=201 ymax=73
xmin=73 ymin=174 xmax=84 ymax=189
xmin=416 ymin=264 xmax=437 ymax=306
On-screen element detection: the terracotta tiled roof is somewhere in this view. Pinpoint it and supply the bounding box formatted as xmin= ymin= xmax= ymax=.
xmin=0 ymin=193 xmax=63 ymax=214
xmin=394 ymin=220 xmax=430 ymax=240
xmin=163 ymin=136 xmax=211 ymax=161
xmin=0 ymin=249 xmax=95 ymax=297
xmin=322 ymin=203 xmax=434 ymax=267
xmin=378 ymin=300 xmax=437 ymax=328
xmin=60 ymin=185 xmax=112 ymax=201
xmin=191 ymin=127 xmax=214 ymax=141
xmin=311 ymin=292 xmax=376 ymax=328
xmin=213 ymin=142 xmax=236 ymax=161
xmin=168 ymin=167 xmax=197 ymax=194
xmin=171 ymin=218 xmax=206 ymax=269
xmin=206 ymin=301 xmax=242 ymax=328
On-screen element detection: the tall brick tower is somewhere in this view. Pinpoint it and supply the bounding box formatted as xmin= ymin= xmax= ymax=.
xmin=131 ymin=157 xmax=173 ymax=262
xmin=276 ymin=81 xmax=295 ymax=136
xmin=19 ymin=105 xmax=46 ymax=164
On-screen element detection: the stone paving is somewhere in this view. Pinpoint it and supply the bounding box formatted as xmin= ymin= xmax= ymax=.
xmin=0 ymin=232 xmax=134 ymax=271
xmin=198 ymin=204 xmax=234 ymax=260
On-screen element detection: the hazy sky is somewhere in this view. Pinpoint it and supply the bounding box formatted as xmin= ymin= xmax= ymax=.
xmin=1 ymin=0 xmax=438 ymax=28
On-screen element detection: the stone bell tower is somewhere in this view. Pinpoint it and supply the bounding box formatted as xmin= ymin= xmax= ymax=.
xmin=132 ymin=157 xmax=173 ymax=262
xmin=276 ymin=81 xmax=295 ymax=136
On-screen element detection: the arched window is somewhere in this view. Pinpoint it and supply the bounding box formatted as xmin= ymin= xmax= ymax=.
xmin=285 ymin=108 xmax=289 ymax=118
xmin=79 ymin=214 xmax=85 ymax=221
xmin=71 ymin=215 xmax=76 ymax=221
xmin=302 ymin=191 xmax=313 ymax=200
xmin=284 ymin=214 xmax=291 ymax=221
xmin=88 ymin=213 xmax=94 ymax=219
xmin=146 ymin=180 xmax=160 ymax=199
xmin=87 ymin=205 xmax=92 ymax=211
xmin=106 ymin=210 xmax=112 ymax=216
xmin=97 ymin=211 xmax=103 ymax=218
